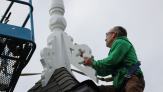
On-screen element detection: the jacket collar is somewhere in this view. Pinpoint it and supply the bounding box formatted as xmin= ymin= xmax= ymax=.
xmin=116 ymin=36 xmax=128 ymax=40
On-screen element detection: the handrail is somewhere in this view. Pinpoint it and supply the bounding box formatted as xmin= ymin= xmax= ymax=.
xmin=29 ymin=0 xmax=35 ymax=41
xmin=1 ymin=0 xmax=33 ymax=27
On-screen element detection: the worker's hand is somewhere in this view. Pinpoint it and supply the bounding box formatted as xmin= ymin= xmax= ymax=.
xmin=83 ymin=57 xmax=93 ymax=66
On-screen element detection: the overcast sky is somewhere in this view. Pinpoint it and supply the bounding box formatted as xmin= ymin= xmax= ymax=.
xmin=1 ymin=0 xmax=163 ymax=92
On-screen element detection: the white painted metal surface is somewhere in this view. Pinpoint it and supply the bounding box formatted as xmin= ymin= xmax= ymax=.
xmin=40 ymin=0 xmax=97 ymax=87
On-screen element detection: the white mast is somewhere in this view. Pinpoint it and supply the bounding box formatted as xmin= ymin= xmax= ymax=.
xmin=40 ymin=0 xmax=97 ymax=87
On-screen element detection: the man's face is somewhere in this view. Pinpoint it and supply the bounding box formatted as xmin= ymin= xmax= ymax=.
xmin=105 ymin=29 xmax=116 ymax=48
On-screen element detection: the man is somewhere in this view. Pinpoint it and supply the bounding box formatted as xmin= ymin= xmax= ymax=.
xmin=83 ymin=26 xmax=145 ymax=92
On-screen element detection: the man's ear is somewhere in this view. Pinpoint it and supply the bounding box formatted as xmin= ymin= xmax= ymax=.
xmin=112 ymin=33 xmax=117 ymax=38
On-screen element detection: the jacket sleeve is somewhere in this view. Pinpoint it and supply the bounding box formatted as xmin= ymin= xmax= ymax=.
xmin=92 ymin=39 xmax=131 ymax=71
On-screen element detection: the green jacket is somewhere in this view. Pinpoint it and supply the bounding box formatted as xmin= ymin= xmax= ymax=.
xmin=92 ymin=36 xmax=143 ymax=89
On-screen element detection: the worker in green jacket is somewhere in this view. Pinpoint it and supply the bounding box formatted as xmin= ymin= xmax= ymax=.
xmin=83 ymin=26 xmax=145 ymax=92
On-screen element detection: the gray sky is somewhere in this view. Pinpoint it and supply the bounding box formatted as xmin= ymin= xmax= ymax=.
xmin=1 ymin=0 xmax=163 ymax=92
